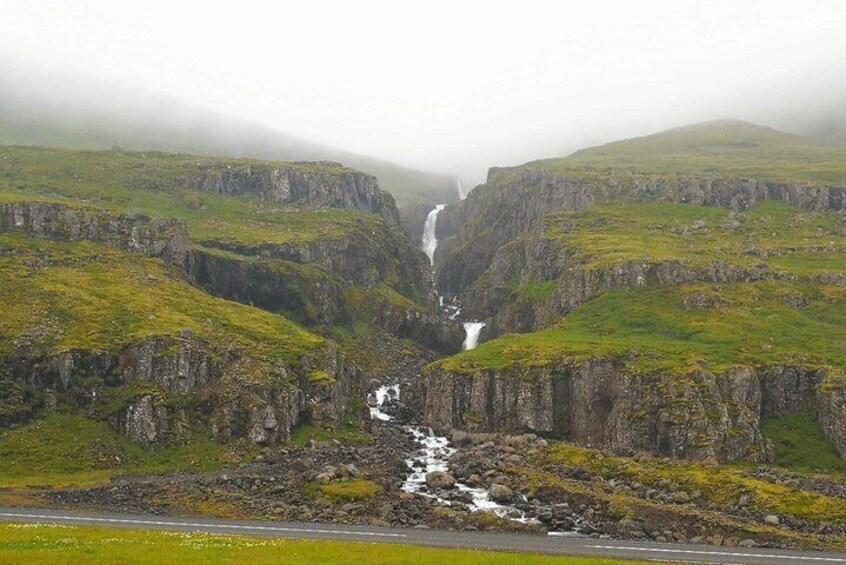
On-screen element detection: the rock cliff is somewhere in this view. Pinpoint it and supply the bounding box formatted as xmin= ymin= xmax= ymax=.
xmin=0 ymin=201 xmax=192 ymax=269
xmin=7 ymin=330 xmax=357 ymax=447
xmin=423 ymin=123 xmax=846 ymax=465
xmin=414 ymin=362 xmax=846 ymax=463
xmin=185 ymin=162 xmax=402 ymax=225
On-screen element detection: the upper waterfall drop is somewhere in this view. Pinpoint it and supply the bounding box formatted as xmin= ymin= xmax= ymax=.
xmin=421 ymin=204 xmax=445 ymax=265
xmin=456 ymin=178 xmax=467 ymax=200
xmin=462 ymin=322 xmax=486 ymax=350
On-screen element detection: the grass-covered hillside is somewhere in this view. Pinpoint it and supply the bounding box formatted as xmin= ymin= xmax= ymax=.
xmin=435 ymin=122 xmax=846 ymax=308
xmin=539 ymin=200 xmax=844 ymax=274
xmin=443 ymin=280 xmax=846 ymax=374
xmin=0 ymin=144 xmax=432 ymax=312
xmin=0 ymin=233 xmax=322 ymax=361
xmin=441 ymin=124 xmax=846 ymax=374
xmin=0 ymin=231 xmax=339 ymax=450
xmin=459 ymin=198 xmax=845 ymax=339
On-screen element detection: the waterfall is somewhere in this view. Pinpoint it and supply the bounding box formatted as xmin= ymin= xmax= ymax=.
xmin=456 ymin=178 xmax=467 ymax=200
xmin=462 ymin=322 xmax=486 ymax=350
xmin=421 ymin=204 xmax=445 ymax=265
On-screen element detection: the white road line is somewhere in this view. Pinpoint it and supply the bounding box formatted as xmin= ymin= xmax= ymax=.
xmin=588 ymin=544 xmax=846 ymax=563
xmin=0 ymin=512 xmax=407 ymax=539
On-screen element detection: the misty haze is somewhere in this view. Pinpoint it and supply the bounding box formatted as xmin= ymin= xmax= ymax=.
xmin=1 ymin=2 xmax=846 ymax=564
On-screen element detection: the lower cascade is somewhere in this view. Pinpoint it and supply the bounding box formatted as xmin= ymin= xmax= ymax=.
xmin=368 ymin=384 xmax=533 ymax=522
xmin=462 ymin=321 xmax=485 ymax=350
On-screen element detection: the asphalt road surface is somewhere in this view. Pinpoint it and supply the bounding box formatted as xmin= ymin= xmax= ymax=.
xmin=0 ymin=507 xmax=844 ymax=564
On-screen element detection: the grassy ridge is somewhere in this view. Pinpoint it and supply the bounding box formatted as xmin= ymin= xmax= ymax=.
xmin=0 ymin=145 xmax=380 ymax=247
xmin=0 ymin=523 xmax=668 ymax=565
xmin=0 ymin=105 xmax=459 ymax=209
xmin=540 ymin=200 xmax=844 ymax=274
xmin=443 ymin=281 xmax=846 ymax=374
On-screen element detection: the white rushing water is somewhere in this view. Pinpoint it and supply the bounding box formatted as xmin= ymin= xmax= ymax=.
xmin=462 ymin=321 xmax=486 ymax=350
xmin=369 ymin=384 xmax=400 ymax=422
xmin=368 ymin=384 xmax=531 ymax=522
xmin=421 ymin=204 xmax=445 ymax=265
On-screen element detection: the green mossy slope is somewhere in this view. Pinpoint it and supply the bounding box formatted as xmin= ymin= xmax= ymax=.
xmin=442 ymin=281 xmax=846 ymax=374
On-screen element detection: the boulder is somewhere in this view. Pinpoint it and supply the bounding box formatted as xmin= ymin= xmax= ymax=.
xmin=488 ymin=483 xmax=514 ymax=503
xmin=425 ymin=471 xmax=456 ymax=489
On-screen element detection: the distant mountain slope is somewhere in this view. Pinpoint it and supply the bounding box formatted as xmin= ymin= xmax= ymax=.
xmin=792 ymin=111 xmax=846 ymax=147
xmin=541 ymin=119 xmax=846 ymax=183
xmin=0 ymin=80 xmax=458 ymax=209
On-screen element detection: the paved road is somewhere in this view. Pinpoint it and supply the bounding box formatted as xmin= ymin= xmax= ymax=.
xmin=0 ymin=507 xmax=845 ymax=564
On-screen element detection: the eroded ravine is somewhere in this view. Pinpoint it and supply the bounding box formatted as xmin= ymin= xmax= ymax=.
xmin=366 ymin=202 xmax=533 ymax=523
xmin=368 ymin=384 xmax=533 ymax=522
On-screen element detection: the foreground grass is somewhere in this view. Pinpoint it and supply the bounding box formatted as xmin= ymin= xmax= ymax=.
xmin=0 ymin=523 xmax=668 ymax=565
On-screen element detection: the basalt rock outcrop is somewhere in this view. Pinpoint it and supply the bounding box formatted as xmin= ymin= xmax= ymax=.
xmin=193 ymin=218 xmax=431 ymax=298
xmin=414 ymin=362 xmax=846 ymax=464
xmin=5 ymin=330 xmax=358 ymax=447
xmin=186 ymin=162 xmax=402 ymax=225
xmin=0 ymin=201 xmax=192 ymax=269
xmin=191 ymin=251 xmax=351 ymax=326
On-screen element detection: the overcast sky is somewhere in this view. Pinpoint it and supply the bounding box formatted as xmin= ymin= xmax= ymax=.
xmin=3 ymin=0 xmax=846 ymax=182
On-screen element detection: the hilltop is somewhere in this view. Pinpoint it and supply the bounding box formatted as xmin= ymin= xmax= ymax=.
xmin=536 ymin=119 xmax=846 ymax=183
